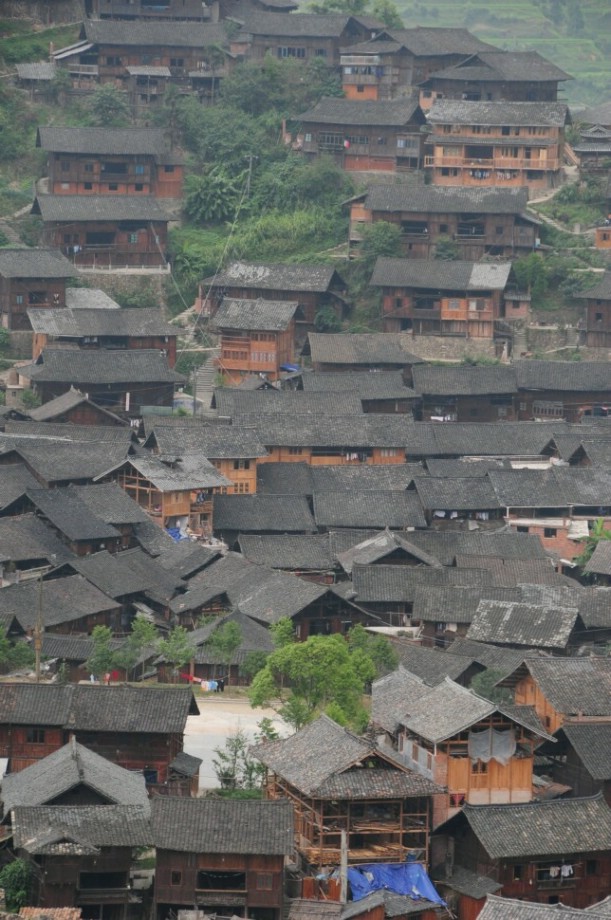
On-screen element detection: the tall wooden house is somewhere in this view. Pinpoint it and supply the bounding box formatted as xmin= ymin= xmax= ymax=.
xmin=212 ymin=298 xmax=301 ymax=383
xmin=297 ymin=98 xmax=426 ymax=172
xmin=349 ymin=186 xmax=539 ymax=260
xmin=372 ymin=672 xmax=551 ymax=827
xmin=31 ymin=195 xmax=172 ymax=269
xmin=251 ymin=714 xmax=443 ymax=870
xmin=229 ymin=12 xmax=379 ymax=67
xmin=11 ymin=804 xmax=152 ymax=914
xmin=152 ymin=798 xmax=294 ymax=920
xmin=27 ymin=388 xmax=128 ymax=427
xmin=425 ymin=101 xmax=569 ymax=193
xmin=433 ymin=795 xmax=611 ymax=910
xmin=85 ymin=0 xmax=210 ymax=20
xmin=418 ymin=51 xmax=571 ymax=110
xmin=514 ymin=360 xmax=611 ymax=421
xmin=20 ymin=348 xmax=184 ymax=414
xmin=340 ymin=27 xmax=495 ymax=101
xmin=200 ymin=261 xmax=347 ymax=335
xmin=369 ymin=258 xmax=519 ymax=337
xmin=37 ymin=127 xmax=183 ymax=199
xmin=582 ymin=272 xmax=611 ymax=347
xmin=0 ymin=249 xmax=74 ymax=332
xmin=0 ymin=683 xmax=199 ymax=783
xmin=412 ymin=365 xmax=518 ymax=421
xmin=54 ymin=20 xmax=231 ymax=91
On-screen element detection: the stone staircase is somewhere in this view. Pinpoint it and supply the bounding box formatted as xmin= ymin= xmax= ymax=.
xmin=194 ymin=348 xmax=220 ymax=411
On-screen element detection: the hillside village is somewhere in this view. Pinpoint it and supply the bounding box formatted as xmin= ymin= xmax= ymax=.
xmin=0 ymin=1 xmax=611 ymax=920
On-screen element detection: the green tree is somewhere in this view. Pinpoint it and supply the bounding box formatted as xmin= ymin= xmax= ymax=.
xmin=212 ymin=727 xmax=264 ymax=791
xmin=270 ymin=617 xmax=296 ymax=648
xmin=513 ymin=253 xmax=547 ymax=307
xmin=88 ymin=84 xmax=130 ymax=127
xmin=0 ymin=629 xmax=35 ymax=672
xmin=361 ymin=220 xmax=403 ymax=266
xmin=470 ymin=669 xmax=513 ymax=705
xmin=241 ymin=650 xmax=269 ymax=681
xmin=184 ymin=169 xmax=243 ymax=224
xmin=20 ymin=389 xmax=41 ymax=410
xmin=434 ymin=235 xmax=460 ymax=261
xmin=347 ymin=624 xmax=398 ymax=678
xmin=157 ymin=626 xmax=196 ymax=677
xmin=112 ymin=614 xmax=158 ymax=680
xmin=370 ymin=0 xmax=404 ymax=27
xmin=574 ymin=517 xmax=611 ymax=569
xmin=205 ymin=620 xmax=242 ymax=670
xmin=249 ymin=633 xmax=370 ymax=730
xmin=85 ymin=625 xmax=116 ymax=679
xmin=0 ymin=859 xmax=32 ymax=912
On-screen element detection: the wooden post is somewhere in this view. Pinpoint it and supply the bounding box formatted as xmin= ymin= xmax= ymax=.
xmin=340 ymin=830 xmax=348 ymax=904
xmin=34 ymin=575 xmax=44 ymax=683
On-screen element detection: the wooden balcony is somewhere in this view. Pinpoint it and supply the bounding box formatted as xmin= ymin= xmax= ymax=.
xmin=77 ymin=887 xmax=131 ymax=905
xmin=425 ymin=155 xmax=559 ymax=170
xmin=66 ymin=64 xmax=99 ymax=75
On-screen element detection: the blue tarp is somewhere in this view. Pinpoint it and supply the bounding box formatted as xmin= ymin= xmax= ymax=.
xmin=347 ymin=863 xmax=446 ymax=905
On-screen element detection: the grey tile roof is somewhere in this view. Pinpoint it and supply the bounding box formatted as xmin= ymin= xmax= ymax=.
xmin=426 ymin=51 xmax=571 ymax=84
xmin=460 ymin=794 xmax=611 ymax=858
xmin=82 ymin=18 xmax=228 ymax=47
xmin=352 ymin=562 xmax=493 ymax=604
xmin=425 ymin=458 xmax=510 ymax=477
xmin=206 ymin=260 xmax=342 ymax=292
xmin=522 ymin=658 xmax=611 ymax=717
xmin=390 ymin=642 xmax=474 ymax=686
xmin=2 ymin=574 xmax=118 ymax=630
xmin=256 ymin=461 xmax=314 ymax=495
xmin=382 ymin=26 xmax=494 ymax=56
xmin=412 ymin=585 xmax=522 ymax=624
xmin=371 ymin=259 xmax=512 ymax=292
xmin=454 ymin=555 xmax=561 ymax=587
xmin=337 ymin=529 xmax=441 ymax=574
xmin=251 ymin=713 xmax=437 ymax=796
xmin=371 ymin=666 xmax=429 ymax=733
xmin=27 ymin=486 xmax=120 ymax=541
xmin=101 ymin=454 xmax=229 ymax=491
xmin=235 ymin=11 xmax=375 ymax=38
xmin=3 ymin=421 xmax=133 ymax=444
xmin=412 ymin=421 xmax=558 ymax=458
xmin=311 ymin=464 xmax=423 ymax=492
xmin=156 ymin=541 xmax=221 ymax=578
xmin=41 ymin=633 xmax=124 ymax=663
xmin=15 ymin=62 xmax=56 ymax=80
xmin=478 ymin=895 xmax=610 ymax=920
xmin=302 ymin=370 xmax=416 ymax=400
xmin=299 ymin=97 xmax=421 ymax=127
xmin=213 ymin=493 xmax=316 ymax=533
xmin=515 ymin=360 xmax=611 ymax=392
xmin=112 ymin=545 xmax=185 ymax=605
xmin=289 ymin=901 xmax=342 ymax=920
xmin=413 ymin=365 xmax=517 ymax=397
xmin=23 ymin=348 xmax=183 ymax=385
xmin=446 ymin=638 xmax=528 ymax=676
xmin=584 ymin=542 xmax=611 ymax=576
xmin=582 ymin=272 xmax=611 ymax=300
xmin=150 ymin=422 xmax=267 ymax=460
xmin=467 ymin=600 xmax=578 ymax=649
xmin=27 ymin=307 xmax=176 ymax=338
xmin=0 ymin=248 xmax=74 ymax=279
xmin=342 ymin=890 xmax=441 ymax=919
xmin=168 ymin=751 xmax=202 ymax=777
xmin=559 ymin=722 xmax=611 ymax=781
xmin=12 ymin=804 xmax=152 ymax=853
xmin=434 ymin=867 xmax=501 ymax=900
xmin=399 ymin=677 xmax=495 ymax=743
xmin=415 ymin=477 xmax=501 ymax=511
xmin=65 ymin=287 xmax=121 ymax=310
xmin=213 ymin=388 xmax=364 ymax=419
xmin=1 ymin=739 xmax=149 ymax=815
xmin=361 ymin=184 xmax=529 ymax=215
xmin=238 ymin=533 xmax=334 ymax=570
xmin=133 ymin=517 xmax=175 ymax=555
xmin=427 ymin=100 xmax=568 ymax=127
xmin=0 ymin=439 xmax=130 ymax=486
xmin=404 ymin=529 xmax=548 ymax=564
xmin=27 ymin=388 xmax=127 ymax=424
xmin=314 ymin=768 xmax=441 ymax=799
xmin=212 ymin=297 xmax=298 ymax=331
xmin=313 ymin=490 xmax=426 ymax=529
xmin=308 ymin=333 xmax=423 ymax=366
xmin=64 ymin=550 xmax=151 ymax=598
xmin=0 ymin=513 xmax=71 ymax=564
xmin=72 ymin=483 xmax=151 ymax=525
xmin=151 ymin=797 xmax=293 ymax=854
xmin=37 ymin=126 xmax=173 ymax=157
xmin=32 ymin=194 xmax=172 ymax=222
xmin=256 ymin=415 xmax=413 ymax=449
xmin=0 ymin=464 xmax=41 ymax=511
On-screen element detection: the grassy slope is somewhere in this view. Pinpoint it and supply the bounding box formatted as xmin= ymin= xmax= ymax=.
xmin=395 ymin=0 xmax=611 ymax=107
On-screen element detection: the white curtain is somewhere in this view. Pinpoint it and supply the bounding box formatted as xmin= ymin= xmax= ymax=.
xmin=468 ymin=728 xmax=516 ymax=765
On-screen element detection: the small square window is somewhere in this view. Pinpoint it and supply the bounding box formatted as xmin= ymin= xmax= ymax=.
xmin=596 ymin=312 xmax=603 ymax=322
xmin=15 ymin=295 xmax=23 ymax=305
xmin=357 ymin=85 xmax=365 ymax=93
xmin=516 ymin=526 xmax=529 ymax=534
xmin=544 ymin=527 xmax=557 ymax=538
xmin=27 ymin=728 xmax=45 ymax=743
xmin=135 ymin=164 xmax=145 ymax=175
xmin=513 ymin=865 xmax=523 ymax=881
xmin=164 ymin=165 xmax=175 ymax=173
xmin=439 ymin=224 xmax=448 ymax=233
xmin=108 ymin=183 xmax=118 ymax=191
xmin=84 ymin=164 xmax=94 ymax=173
xmin=257 ymin=873 xmax=273 ymax=890
xmin=61 ymin=161 xmax=70 ymax=171
xmin=135 ymin=183 xmax=144 ymax=191
xmin=586 ymin=860 xmax=597 ymax=876
xmin=84 ymin=182 xmax=93 ymax=190
xmin=171 ymin=871 xmax=182 ymax=886
xmin=129 ymin=233 xmax=138 ymax=244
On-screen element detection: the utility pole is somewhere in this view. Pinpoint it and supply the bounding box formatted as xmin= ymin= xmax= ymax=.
xmin=340 ymin=830 xmax=348 ymax=904
xmin=192 ymin=366 xmax=198 ymax=417
xmin=244 ymin=154 xmax=258 ymax=198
